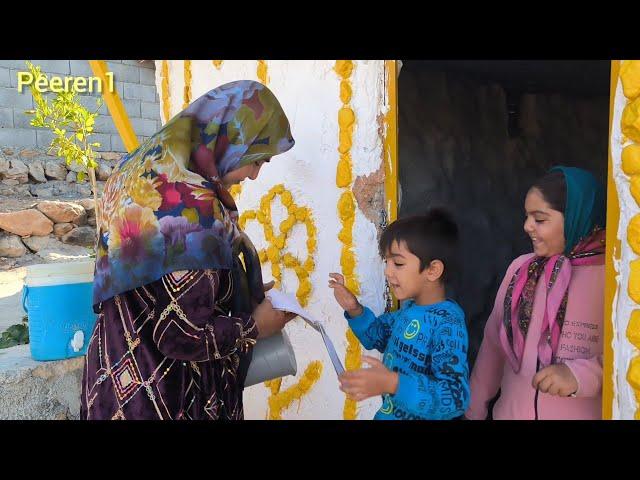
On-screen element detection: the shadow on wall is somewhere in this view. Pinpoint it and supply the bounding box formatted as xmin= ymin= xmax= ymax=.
xmin=398 ymin=65 xmax=609 ymax=369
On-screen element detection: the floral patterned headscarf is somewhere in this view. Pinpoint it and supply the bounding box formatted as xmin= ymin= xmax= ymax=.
xmin=93 ymin=80 xmax=295 ymax=308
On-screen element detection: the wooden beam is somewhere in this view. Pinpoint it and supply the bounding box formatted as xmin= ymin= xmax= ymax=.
xmin=88 ymin=60 xmax=139 ymax=153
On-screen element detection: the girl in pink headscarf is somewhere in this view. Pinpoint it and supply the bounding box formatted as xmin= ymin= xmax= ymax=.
xmin=465 ymin=166 xmax=606 ymax=420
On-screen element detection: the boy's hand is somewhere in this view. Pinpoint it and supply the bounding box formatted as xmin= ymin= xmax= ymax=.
xmin=338 ymin=356 xmax=399 ymax=402
xmin=532 ymin=363 xmax=578 ymax=397
xmin=328 ymin=273 xmax=363 ymax=317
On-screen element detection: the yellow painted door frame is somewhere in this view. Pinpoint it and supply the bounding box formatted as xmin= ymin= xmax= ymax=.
xmin=385 ymin=60 xmax=620 ymax=418
xmin=88 ymin=60 xmax=139 ymax=154
xmin=384 ymin=60 xmax=399 ymax=225
xmin=603 ymin=60 xmax=621 ymax=419
xmin=384 ymin=60 xmax=399 ymax=311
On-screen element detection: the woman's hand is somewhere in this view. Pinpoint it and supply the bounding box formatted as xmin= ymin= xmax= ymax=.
xmin=328 ymin=273 xmax=363 ymax=317
xmin=532 ymin=363 xmax=578 ymax=397
xmin=252 ymin=298 xmax=297 ymax=339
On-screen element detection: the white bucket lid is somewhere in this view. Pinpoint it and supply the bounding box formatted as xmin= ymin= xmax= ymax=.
xmin=25 ymin=260 xmax=95 ymax=287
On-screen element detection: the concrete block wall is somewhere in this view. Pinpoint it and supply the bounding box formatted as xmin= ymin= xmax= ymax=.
xmin=0 ymin=60 xmax=161 ymax=152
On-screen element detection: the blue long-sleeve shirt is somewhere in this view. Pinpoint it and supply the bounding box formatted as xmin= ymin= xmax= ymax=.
xmin=346 ymin=299 xmax=470 ymax=420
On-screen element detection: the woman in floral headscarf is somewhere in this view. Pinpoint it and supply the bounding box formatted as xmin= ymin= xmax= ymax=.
xmin=81 ymin=81 xmax=296 ymax=420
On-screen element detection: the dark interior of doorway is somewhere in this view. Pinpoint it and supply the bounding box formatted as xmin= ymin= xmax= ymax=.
xmin=397 ymin=60 xmax=610 ymax=384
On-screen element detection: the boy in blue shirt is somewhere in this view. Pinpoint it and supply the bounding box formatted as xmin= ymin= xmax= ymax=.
xmin=329 ymin=209 xmax=470 ymax=420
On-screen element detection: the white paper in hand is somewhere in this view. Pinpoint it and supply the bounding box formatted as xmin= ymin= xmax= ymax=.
xmin=266 ymin=289 xmax=345 ymax=376
xmin=265 ymin=289 xmax=313 ymax=322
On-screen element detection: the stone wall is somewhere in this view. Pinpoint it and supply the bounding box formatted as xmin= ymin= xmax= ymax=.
xmin=0 ymin=146 xmax=111 ymax=269
xmin=0 ymin=145 xmax=118 ymax=198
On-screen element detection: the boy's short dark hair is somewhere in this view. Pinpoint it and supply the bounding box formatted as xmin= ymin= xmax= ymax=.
xmin=379 ymin=208 xmax=459 ymax=282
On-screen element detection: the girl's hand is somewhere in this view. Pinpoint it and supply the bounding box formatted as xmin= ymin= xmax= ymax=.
xmin=338 ymin=356 xmax=398 ymax=401
xmin=328 ymin=273 xmax=363 ymax=317
xmin=532 ymin=363 xmax=578 ymax=397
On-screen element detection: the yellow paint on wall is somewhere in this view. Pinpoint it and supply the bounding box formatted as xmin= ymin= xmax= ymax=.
xmin=622 ymin=144 xmax=640 ymax=175
xmin=621 ymin=60 xmax=640 ymax=100
xmin=160 ymin=61 xmax=172 ymax=124
xmin=183 ymin=60 xmax=192 ymax=109
xmin=267 ymin=361 xmax=323 ymax=420
xmin=334 ymin=60 xmax=362 ymax=419
xmin=257 ymin=60 xmax=269 ymax=85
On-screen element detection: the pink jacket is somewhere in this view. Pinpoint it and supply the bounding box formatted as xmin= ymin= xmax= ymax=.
xmin=465 ymin=253 xmax=604 ymax=420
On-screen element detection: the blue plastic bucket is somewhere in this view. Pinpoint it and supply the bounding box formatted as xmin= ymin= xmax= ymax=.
xmin=22 ymin=261 xmax=97 ymax=361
